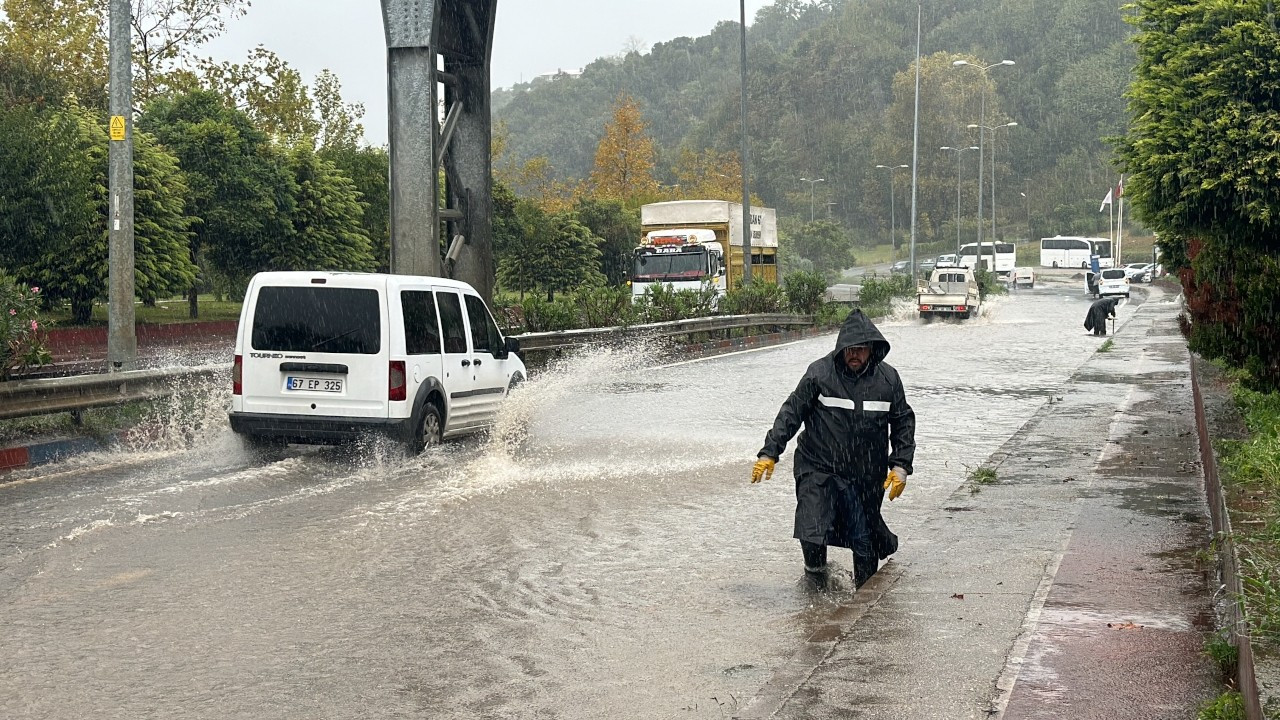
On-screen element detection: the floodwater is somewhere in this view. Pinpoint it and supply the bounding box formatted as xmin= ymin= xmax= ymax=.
xmin=0 ymin=277 xmax=1128 ymax=719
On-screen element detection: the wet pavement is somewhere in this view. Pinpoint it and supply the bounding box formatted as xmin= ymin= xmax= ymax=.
xmin=743 ymin=284 xmax=1218 ymax=718
xmin=0 ymin=276 xmax=1218 ymax=719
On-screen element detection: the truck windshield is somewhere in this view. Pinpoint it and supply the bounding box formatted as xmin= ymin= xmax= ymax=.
xmin=633 ymin=249 xmax=707 ymax=281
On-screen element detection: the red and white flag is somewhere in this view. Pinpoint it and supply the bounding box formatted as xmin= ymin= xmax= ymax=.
xmin=1099 ymin=188 xmax=1113 ymax=212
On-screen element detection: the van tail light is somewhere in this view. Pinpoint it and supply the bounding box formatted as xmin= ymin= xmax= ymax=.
xmin=389 ymin=360 xmax=407 ymax=401
xmin=233 ymin=354 xmax=243 ymax=395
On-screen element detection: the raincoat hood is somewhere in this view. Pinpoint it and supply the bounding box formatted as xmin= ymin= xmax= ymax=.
xmin=834 ymin=310 xmax=890 ymax=367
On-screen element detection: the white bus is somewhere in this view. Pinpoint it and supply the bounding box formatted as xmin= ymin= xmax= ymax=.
xmin=1040 ymin=236 xmax=1115 ymax=269
xmin=958 ymin=242 xmax=1016 ymax=277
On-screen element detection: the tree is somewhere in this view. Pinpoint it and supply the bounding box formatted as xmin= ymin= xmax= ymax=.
xmin=587 ymin=94 xmax=659 ymax=204
xmin=1119 ymin=0 xmax=1280 ymax=250
xmin=786 ymin=220 xmax=854 ymax=281
xmin=199 ymin=47 xmax=319 ymax=145
xmin=140 ymin=90 xmax=296 ymax=316
xmin=0 ymin=0 xmax=108 ymax=107
xmin=312 ymin=69 xmax=365 ymax=150
xmin=131 ymin=0 xmax=250 ymax=101
xmin=574 ymin=197 xmax=640 ymax=285
xmin=672 ymin=148 xmax=743 ymax=202
xmin=0 ymin=104 xmax=195 ymax=322
xmin=267 ymin=144 xmax=376 ymax=273
xmin=320 ymin=145 xmax=389 ymax=270
xmin=498 ymin=203 xmax=604 ymax=300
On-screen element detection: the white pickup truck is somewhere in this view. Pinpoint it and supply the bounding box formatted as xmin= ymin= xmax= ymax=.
xmin=917 ymin=267 xmax=981 ymax=320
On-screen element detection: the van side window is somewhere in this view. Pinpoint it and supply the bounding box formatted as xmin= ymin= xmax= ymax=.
xmin=436 ymin=291 xmax=468 ymax=354
xmin=401 ymin=291 xmax=441 ymax=355
xmin=464 ymin=294 xmax=503 ymax=355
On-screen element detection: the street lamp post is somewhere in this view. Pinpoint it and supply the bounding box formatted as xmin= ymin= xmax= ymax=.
xmin=940 ymin=146 xmax=979 ymax=256
xmin=968 ymin=121 xmax=1017 ymax=243
xmin=738 ymin=0 xmax=752 ymax=284
xmin=799 ymin=177 xmax=825 ymax=223
xmin=875 ymin=164 xmax=909 ymax=258
xmin=953 ymin=58 xmax=1014 ymax=269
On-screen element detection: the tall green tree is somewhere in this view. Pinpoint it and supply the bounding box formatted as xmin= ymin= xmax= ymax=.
xmin=320 ymin=145 xmax=389 ymax=270
xmin=0 ymin=104 xmax=195 ymax=322
xmin=498 ymin=204 xmax=605 ymax=300
xmin=574 ymin=198 xmax=640 ymax=285
xmin=786 ymin=220 xmax=854 ymax=280
xmin=270 ymin=145 xmax=376 ymax=272
xmin=140 ymin=90 xmax=296 ymax=315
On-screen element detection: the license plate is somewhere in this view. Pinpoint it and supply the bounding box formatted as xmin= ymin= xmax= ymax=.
xmin=284 ymin=376 xmax=343 ymax=393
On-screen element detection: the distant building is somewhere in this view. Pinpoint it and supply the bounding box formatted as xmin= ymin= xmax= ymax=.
xmin=533 ymin=68 xmax=582 ymax=83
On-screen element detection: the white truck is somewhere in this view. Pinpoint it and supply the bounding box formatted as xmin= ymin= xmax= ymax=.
xmin=632 ymin=200 xmax=778 ymax=302
xmin=917 ymin=266 xmax=981 ymax=320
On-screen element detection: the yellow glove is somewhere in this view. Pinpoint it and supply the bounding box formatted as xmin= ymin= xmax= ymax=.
xmin=751 ymin=457 xmax=776 ymax=483
xmin=884 ymin=467 xmax=907 ymax=501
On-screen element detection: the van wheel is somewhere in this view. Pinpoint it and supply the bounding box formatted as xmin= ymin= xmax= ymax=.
xmin=414 ymin=403 xmax=443 ymax=453
xmin=1052 ymin=261 xmax=1059 ymax=269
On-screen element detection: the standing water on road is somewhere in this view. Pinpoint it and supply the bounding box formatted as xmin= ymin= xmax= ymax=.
xmin=0 ymin=281 xmax=1123 ymax=719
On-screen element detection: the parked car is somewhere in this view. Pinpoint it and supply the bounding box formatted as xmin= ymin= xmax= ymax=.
xmin=1097 ymin=268 xmax=1130 ymax=298
xmin=890 ymin=260 xmax=911 ymax=274
xmin=1013 ymin=266 xmax=1036 ymax=288
xmin=1122 ymin=262 xmax=1153 ymax=283
xmin=229 ymin=271 xmax=526 ymax=452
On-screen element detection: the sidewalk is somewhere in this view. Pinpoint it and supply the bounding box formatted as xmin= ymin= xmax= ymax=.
xmin=738 ymin=293 xmax=1221 ymax=718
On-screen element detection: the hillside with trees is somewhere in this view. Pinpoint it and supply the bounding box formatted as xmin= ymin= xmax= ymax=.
xmin=494 ymin=0 xmax=1135 ymax=254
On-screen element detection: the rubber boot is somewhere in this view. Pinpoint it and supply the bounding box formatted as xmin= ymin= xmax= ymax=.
xmin=853 ymin=555 xmax=878 ymax=588
xmin=801 ymin=541 xmax=828 ymax=574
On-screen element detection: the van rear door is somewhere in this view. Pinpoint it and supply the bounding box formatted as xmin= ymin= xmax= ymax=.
xmin=241 ymin=281 xmax=389 ymax=418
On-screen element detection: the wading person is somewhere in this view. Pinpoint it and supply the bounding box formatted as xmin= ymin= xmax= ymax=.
xmin=750 ymin=309 xmax=916 ymax=589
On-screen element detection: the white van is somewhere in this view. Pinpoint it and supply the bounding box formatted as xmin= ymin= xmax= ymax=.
xmin=228 ymin=272 xmax=525 ymax=450
xmin=1097 ymin=268 xmax=1130 ymax=298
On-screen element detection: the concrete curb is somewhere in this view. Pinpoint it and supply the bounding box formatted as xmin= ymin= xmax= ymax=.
xmin=0 ymin=434 xmax=116 ymax=473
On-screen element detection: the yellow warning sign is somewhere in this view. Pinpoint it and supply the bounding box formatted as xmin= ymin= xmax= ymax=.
xmin=109 ymin=115 xmax=126 ymax=141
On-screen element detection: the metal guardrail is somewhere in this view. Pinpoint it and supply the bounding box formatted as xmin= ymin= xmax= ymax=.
xmin=0 ymin=366 xmax=221 ymax=421
xmin=0 ymin=314 xmax=813 ymax=421
xmin=512 ymin=313 xmax=814 ymax=353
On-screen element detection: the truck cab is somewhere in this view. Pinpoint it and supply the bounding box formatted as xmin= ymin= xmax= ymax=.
xmin=631 ymin=228 xmax=725 ymax=300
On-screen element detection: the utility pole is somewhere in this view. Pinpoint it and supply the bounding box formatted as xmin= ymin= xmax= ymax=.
xmin=738 ymin=0 xmax=753 ymax=285
xmin=107 ymin=0 xmax=137 ymax=371
xmin=909 ymin=1 xmax=922 ymax=279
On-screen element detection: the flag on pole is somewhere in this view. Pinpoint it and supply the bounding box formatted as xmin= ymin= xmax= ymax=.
xmin=1099 ymin=188 xmax=1113 ymax=212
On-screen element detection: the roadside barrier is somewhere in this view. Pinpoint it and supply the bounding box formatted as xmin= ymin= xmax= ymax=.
xmin=1 ymin=314 xmax=814 ymax=422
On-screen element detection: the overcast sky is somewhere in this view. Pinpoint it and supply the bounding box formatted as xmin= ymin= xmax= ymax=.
xmin=202 ymin=0 xmax=775 ymax=146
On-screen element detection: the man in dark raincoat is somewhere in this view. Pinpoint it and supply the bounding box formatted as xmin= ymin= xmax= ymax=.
xmin=750 ymin=310 xmax=916 ymax=588
xmin=1084 ymin=297 xmax=1119 ymax=336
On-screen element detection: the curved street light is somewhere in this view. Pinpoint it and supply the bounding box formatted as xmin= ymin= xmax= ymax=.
xmin=952 ymin=59 xmax=1015 ymax=258
xmin=874 ymin=164 xmax=910 ymax=257
xmin=940 ymin=146 xmax=980 ymax=256
xmin=968 ymin=121 xmax=1018 ymax=244
xmin=799 ymin=177 xmax=826 ymax=223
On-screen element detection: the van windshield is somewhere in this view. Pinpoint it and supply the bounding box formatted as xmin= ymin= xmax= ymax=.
xmin=251 ymin=286 xmax=381 ymax=354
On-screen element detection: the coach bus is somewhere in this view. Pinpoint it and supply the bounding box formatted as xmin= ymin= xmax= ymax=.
xmin=1039 ymin=236 xmax=1114 ymax=269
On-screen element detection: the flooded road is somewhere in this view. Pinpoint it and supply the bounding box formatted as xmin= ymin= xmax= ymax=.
xmin=0 ymin=278 xmax=1137 ymax=719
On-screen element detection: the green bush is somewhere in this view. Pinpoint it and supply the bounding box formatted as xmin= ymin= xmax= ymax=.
xmin=720 ymin=281 xmax=784 ymax=315
xmin=815 ymin=303 xmax=850 ymax=328
xmin=571 ymin=284 xmax=637 ymax=328
xmin=1 ymin=271 xmax=52 ymax=380
xmin=857 ymin=274 xmax=914 ymax=308
xmin=783 ymin=270 xmax=828 ymax=314
xmin=520 ymin=294 xmax=578 ymax=332
xmin=976 ymin=269 xmax=1007 ymax=298
xmin=637 ymin=282 xmax=719 ymax=323
xmin=1197 ymin=691 xmax=1244 ymax=720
